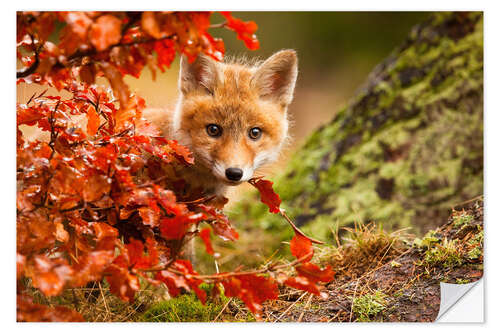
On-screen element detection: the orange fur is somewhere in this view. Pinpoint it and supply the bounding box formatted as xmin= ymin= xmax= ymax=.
xmin=144 ymin=50 xmax=298 ymax=199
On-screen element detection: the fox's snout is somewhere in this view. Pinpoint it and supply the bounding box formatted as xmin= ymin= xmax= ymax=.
xmin=225 ymin=167 xmax=243 ymax=181
xmin=211 ymin=152 xmax=256 ymax=184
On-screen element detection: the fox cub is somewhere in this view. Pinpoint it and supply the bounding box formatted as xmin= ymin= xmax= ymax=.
xmin=144 ymin=49 xmax=298 ymax=201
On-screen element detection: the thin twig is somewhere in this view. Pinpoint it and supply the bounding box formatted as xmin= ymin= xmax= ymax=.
xmin=273 ymin=291 xmax=307 ymax=322
xmin=209 ymin=22 xmax=227 ymax=29
xmin=279 ymin=210 xmax=324 ymax=244
xmin=297 ymin=293 xmax=314 ymax=322
xmin=349 ymin=280 xmax=359 ymax=322
xmin=212 ymin=299 xmax=231 ymax=322
xmin=98 ymin=282 xmax=110 ymax=321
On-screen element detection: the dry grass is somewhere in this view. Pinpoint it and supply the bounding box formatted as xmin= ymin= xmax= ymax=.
xmin=315 ymin=222 xmax=411 ymax=281
xmin=24 ymin=279 xmax=167 ymax=322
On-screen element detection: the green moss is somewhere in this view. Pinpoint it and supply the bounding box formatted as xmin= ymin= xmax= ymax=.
xmin=390 ymin=260 xmax=402 ymax=268
xmin=453 ymin=210 xmax=474 ymax=228
xmin=141 ymin=285 xmax=227 ymax=322
xmin=467 ymin=247 xmax=482 ymax=260
xmin=423 ymin=238 xmax=463 ymax=268
xmin=468 ymin=229 xmax=484 ymax=246
xmin=352 ymin=291 xmax=388 ymax=322
xmin=413 ymin=230 xmax=440 ymax=249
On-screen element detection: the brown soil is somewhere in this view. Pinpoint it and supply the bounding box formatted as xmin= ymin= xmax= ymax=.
xmin=222 ymin=198 xmax=483 ymax=322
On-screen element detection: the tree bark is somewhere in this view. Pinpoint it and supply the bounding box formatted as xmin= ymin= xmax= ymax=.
xmin=231 ymin=12 xmax=483 ymax=241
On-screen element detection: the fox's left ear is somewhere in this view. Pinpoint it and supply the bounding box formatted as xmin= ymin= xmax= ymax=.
xmin=251 ymin=49 xmax=298 ymax=105
xmin=178 ymin=54 xmax=221 ymax=95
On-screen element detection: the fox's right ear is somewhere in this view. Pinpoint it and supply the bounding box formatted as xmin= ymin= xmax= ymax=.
xmin=178 ymin=54 xmax=221 ymax=95
xmin=251 ymin=49 xmax=298 ymax=106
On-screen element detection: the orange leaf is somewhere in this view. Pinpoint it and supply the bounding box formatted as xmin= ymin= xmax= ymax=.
xmin=17 ymin=295 xmax=84 ymax=322
xmin=221 ymin=274 xmax=278 ymax=319
xmin=248 ymin=178 xmax=281 ymax=213
xmin=199 ymin=227 xmax=214 ymax=255
xmin=29 ymin=256 xmax=74 ymax=297
xmin=284 ymin=276 xmax=321 ymax=295
xmin=141 ymin=12 xmax=162 ymax=39
xmin=199 ymin=204 xmax=238 ymax=241
xmin=86 ymin=105 xmax=100 ymax=136
xmin=220 ymin=12 xmax=260 ymax=50
xmin=105 ymin=264 xmax=140 ymax=302
xmin=295 ymin=262 xmax=335 ymax=283
xmin=290 ymin=233 xmax=313 ymax=262
xmin=89 ymin=14 xmax=122 ymax=51
xmin=70 ymin=250 xmax=114 ymax=287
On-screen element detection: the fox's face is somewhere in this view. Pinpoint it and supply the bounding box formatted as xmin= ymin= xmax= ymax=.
xmin=173 ymin=50 xmax=298 ymax=186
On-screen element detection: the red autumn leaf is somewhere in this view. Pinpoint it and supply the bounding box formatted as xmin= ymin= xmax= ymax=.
xmin=201 ymin=32 xmax=225 ymax=61
xmin=155 ymin=270 xmax=185 ymax=297
xmin=220 ymin=12 xmax=260 ymax=50
xmin=29 ymin=256 xmax=74 ymax=296
xmin=54 ymin=220 xmax=69 ymax=243
xmin=248 ymin=178 xmax=281 ymax=213
xmin=70 ymin=250 xmax=115 ymax=287
xmin=159 ymin=213 xmax=204 ymax=240
xmin=82 ymin=174 xmax=111 ymax=202
xmin=60 ymin=12 xmax=92 ymax=40
xmin=284 ymin=276 xmax=321 ymax=295
xmin=154 ymin=39 xmax=176 ymax=71
xmin=92 ymin=222 xmax=118 ymax=251
xmin=212 ymin=221 xmax=239 ymax=242
xmin=295 ymin=262 xmax=335 ymax=283
xmin=89 ymin=14 xmax=122 ymax=51
xmin=159 ymin=216 xmax=189 ymax=240
xmin=221 ymin=274 xmax=278 ymax=318
xmin=138 ymin=206 xmax=160 ymax=227
xmin=115 ymin=169 xmax=136 ymax=189
xmin=17 ymin=295 xmax=84 ymax=322
xmin=199 ymin=204 xmax=239 ymax=241
xmin=106 ymin=269 xmax=140 ymax=303
xmin=144 ymin=237 xmax=160 ymax=267
xmin=17 ymin=253 xmax=26 ymax=278
xmin=171 ymin=260 xmax=207 ymax=304
xmin=141 ymin=12 xmax=162 ymax=39
xmin=126 ymin=237 xmax=159 ymax=269
xmin=86 ymin=105 xmax=100 ymax=136
xmin=290 ymin=233 xmax=314 ymax=262
xmin=199 ymin=227 xmax=215 ymax=255
xmin=135 ymin=118 xmax=161 ymax=137
xmin=166 ymin=139 xmax=194 ymax=164
xmin=126 ymin=238 xmax=144 ymax=267
xmin=238 ymin=274 xmax=279 ymax=304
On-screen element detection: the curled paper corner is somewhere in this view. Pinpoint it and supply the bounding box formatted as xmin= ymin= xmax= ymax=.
xmin=436 ymin=278 xmax=483 ymax=322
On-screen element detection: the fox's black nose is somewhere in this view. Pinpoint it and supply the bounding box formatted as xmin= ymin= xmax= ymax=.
xmin=225 ymin=168 xmax=243 ymax=181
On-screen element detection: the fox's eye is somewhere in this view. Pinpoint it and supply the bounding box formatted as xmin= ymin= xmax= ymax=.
xmin=206 ymin=124 xmax=222 ymax=137
xmin=248 ymin=127 xmax=262 ymax=140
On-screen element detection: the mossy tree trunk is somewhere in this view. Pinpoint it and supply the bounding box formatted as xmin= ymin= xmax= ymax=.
xmin=231 ymin=12 xmax=483 ymax=241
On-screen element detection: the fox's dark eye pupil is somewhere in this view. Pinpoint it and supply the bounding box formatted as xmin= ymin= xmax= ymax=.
xmin=206 ymin=124 xmax=222 ymax=137
xmin=249 ymin=127 xmax=262 ymax=140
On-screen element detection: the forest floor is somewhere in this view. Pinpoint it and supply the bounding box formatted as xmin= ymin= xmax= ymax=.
xmin=28 ymin=198 xmax=483 ymax=322
xmin=218 ymin=198 xmax=484 ymax=322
